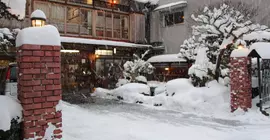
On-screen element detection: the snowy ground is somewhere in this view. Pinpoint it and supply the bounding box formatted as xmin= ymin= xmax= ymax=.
xmin=62 ymin=98 xmax=270 ymax=140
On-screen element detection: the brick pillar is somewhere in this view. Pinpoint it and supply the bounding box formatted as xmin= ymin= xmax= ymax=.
xmin=230 ymin=57 xmax=252 ymax=112
xmin=17 ymin=45 xmax=62 ymax=139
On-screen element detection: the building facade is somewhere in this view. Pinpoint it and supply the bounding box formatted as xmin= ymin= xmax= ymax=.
xmin=150 ymin=0 xmax=270 ymax=54
xmin=1 ymin=0 xmax=163 ymax=90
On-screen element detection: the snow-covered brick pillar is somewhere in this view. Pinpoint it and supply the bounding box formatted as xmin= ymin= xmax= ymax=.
xmin=230 ymin=48 xmax=252 ymax=112
xmin=16 ymin=25 xmax=63 ymax=139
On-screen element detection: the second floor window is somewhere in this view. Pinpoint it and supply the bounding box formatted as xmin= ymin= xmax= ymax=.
xmin=164 ymin=11 xmax=184 ymax=27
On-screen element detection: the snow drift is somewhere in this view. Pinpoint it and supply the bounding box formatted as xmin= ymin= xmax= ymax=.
xmin=0 ymin=96 xmax=22 ymax=131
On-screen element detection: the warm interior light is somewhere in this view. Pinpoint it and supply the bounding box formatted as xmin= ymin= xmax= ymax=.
xmin=95 ymin=54 xmax=99 ymax=58
xmin=165 ymin=67 xmax=169 ymax=71
xmin=60 ymin=50 xmax=80 ymax=53
xmin=32 ymin=19 xmax=45 ymax=27
xmin=113 ymin=48 xmax=117 ymax=54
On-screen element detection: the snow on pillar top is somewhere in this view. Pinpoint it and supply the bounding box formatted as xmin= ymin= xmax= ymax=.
xmin=230 ymin=48 xmax=250 ymax=57
xmin=16 ymin=25 xmax=61 ymax=47
xmin=31 ymin=9 xmax=47 ymax=20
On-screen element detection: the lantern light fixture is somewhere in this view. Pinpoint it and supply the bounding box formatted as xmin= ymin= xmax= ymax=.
xmin=31 ymin=9 xmax=47 ymax=27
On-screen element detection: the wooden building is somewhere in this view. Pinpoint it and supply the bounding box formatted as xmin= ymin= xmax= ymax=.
xmin=147 ymin=54 xmax=190 ymax=81
xmin=23 ymin=0 xmax=164 ymax=91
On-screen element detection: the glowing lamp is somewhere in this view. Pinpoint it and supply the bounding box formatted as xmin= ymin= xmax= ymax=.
xmin=237 ymin=43 xmax=244 ymax=49
xmin=165 ymin=67 xmax=169 ymax=71
xmin=31 ymin=10 xmax=46 ymax=27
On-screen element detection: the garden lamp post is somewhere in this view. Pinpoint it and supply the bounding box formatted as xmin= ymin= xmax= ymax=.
xmin=31 ymin=9 xmax=46 ymax=27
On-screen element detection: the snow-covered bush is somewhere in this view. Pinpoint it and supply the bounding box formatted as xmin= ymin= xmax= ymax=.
xmin=180 ymin=3 xmax=270 ymax=86
xmin=0 ymin=96 xmax=22 ymax=140
xmin=116 ymin=78 xmax=130 ymax=87
xmin=0 ymin=28 xmax=17 ymax=53
xmin=123 ymin=50 xmax=154 ymax=82
xmin=135 ymin=76 xmax=147 ymax=84
xmin=93 ymin=83 xmax=150 ymax=103
xmin=165 ymin=78 xmax=194 ymax=96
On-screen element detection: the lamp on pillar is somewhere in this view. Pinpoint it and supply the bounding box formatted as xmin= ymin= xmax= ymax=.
xmin=237 ymin=43 xmax=244 ymax=49
xmin=31 ymin=9 xmax=46 ymax=27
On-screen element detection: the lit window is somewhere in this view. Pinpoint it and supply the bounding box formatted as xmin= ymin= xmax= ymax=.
xmin=95 ymin=50 xmax=113 ymax=55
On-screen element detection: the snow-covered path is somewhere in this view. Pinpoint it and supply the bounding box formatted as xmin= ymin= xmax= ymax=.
xmin=62 ymin=99 xmax=270 ymax=140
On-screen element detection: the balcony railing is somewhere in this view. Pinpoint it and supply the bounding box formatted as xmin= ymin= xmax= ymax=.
xmin=67 ymin=0 xmax=130 ymax=12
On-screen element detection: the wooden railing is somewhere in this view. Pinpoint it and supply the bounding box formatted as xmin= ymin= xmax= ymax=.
xmin=67 ymin=0 xmax=130 ymax=12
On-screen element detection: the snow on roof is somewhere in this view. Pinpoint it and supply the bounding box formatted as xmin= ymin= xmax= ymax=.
xmin=249 ymin=42 xmax=270 ymax=59
xmin=147 ymin=54 xmax=187 ymax=63
xmin=61 ymin=36 xmax=151 ymax=48
xmin=134 ymin=0 xmax=159 ymax=4
xmin=2 ymin=0 xmax=26 ymax=19
xmin=243 ymin=31 xmax=270 ymax=41
xmin=154 ymin=1 xmax=187 ymax=11
xmin=231 ymin=48 xmax=250 ymax=57
xmin=16 ymin=25 xmax=61 ymax=47
xmin=31 ymin=9 xmax=47 ymax=20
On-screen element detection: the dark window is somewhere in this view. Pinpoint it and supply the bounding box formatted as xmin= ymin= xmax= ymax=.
xmin=164 ymin=11 xmax=184 ymax=26
xmin=174 ymin=11 xmax=184 ymax=24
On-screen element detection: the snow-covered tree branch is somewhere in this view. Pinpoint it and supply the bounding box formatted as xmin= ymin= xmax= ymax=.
xmin=123 ymin=50 xmax=154 ymax=82
xmin=180 ymin=2 xmax=270 ymax=87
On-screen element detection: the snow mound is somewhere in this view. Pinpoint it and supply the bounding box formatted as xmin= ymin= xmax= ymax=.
xmin=152 ymin=80 xmax=229 ymax=114
xmin=16 ymin=25 xmax=61 ymax=47
xmin=166 ymin=78 xmax=194 ymax=96
xmin=116 ymin=79 xmax=129 ymax=87
xmin=113 ymin=83 xmax=150 ymax=102
xmin=0 ymin=96 xmax=22 ymax=131
xmin=135 ymin=76 xmax=147 ymax=83
xmin=94 ymin=83 xmax=150 ymax=103
xmin=31 ymin=9 xmax=47 ymax=19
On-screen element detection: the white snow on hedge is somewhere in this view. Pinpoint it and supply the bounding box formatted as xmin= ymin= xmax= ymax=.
xmin=94 ymin=83 xmax=150 ymax=103
xmin=135 ymin=76 xmax=147 ymax=83
xmin=61 ymin=37 xmax=151 ymax=48
xmin=231 ymin=48 xmax=250 ymax=57
xmin=249 ymin=42 xmax=270 ymax=59
xmin=165 ymin=79 xmax=193 ymax=96
xmin=116 ymin=79 xmax=129 ymax=87
xmin=147 ymin=54 xmax=187 ymax=63
xmin=243 ymin=31 xmax=270 ymax=41
xmin=0 ymin=96 xmax=22 ymax=131
xmin=2 ymin=0 xmax=26 ymax=19
xmin=154 ymin=1 xmax=187 ymax=11
xmin=31 ymin=9 xmax=47 ymax=20
xmin=16 ymin=25 xmax=61 ymax=47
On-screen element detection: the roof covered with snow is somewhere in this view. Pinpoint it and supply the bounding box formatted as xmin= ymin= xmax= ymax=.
xmin=154 ymin=1 xmax=187 ymax=11
xmin=31 ymin=9 xmax=47 ymax=20
xmin=248 ymin=42 xmax=270 ymax=59
xmin=243 ymin=31 xmax=270 ymax=41
xmin=2 ymin=0 xmax=26 ymax=19
xmin=16 ymin=25 xmax=61 ymax=47
xmin=134 ymin=0 xmax=159 ymax=4
xmin=147 ymin=54 xmax=187 ymax=63
xmin=61 ymin=37 xmax=151 ymax=48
